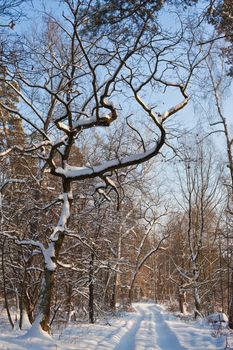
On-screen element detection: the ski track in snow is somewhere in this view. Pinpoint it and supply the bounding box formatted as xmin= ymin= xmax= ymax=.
xmin=60 ymin=303 xmax=225 ymax=350
xmin=0 ymin=303 xmax=228 ymax=350
xmin=146 ymin=305 xmax=186 ymax=350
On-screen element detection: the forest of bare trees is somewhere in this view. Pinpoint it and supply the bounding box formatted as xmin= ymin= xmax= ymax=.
xmin=0 ymin=0 xmax=232 ymax=336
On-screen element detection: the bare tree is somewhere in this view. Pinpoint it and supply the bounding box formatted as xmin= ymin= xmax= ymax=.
xmin=205 ymin=55 xmax=233 ymax=327
xmin=127 ymin=203 xmax=168 ymax=306
xmin=173 ymin=137 xmax=223 ymax=317
xmin=0 ymin=0 xmax=209 ymax=333
xmin=0 ymin=0 xmax=26 ymax=28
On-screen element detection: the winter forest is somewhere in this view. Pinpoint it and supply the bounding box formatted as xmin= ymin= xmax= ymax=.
xmin=0 ymin=0 xmax=232 ymax=349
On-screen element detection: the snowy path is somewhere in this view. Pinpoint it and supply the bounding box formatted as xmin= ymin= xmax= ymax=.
xmin=113 ymin=304 xmax=185 ymax=350
xmin=0 ymin=303 xmax=228 ymax=350
xmin=60 ymin=303 xmax=226 ymax=350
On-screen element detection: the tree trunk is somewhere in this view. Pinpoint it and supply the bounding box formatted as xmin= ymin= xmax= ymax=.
xmin=110 ymin=273 xmax=117 ymax=311
xmin=89 ymin=252 xmax=94 ymax=324
xmin=65 ymin=283 xmax=73 ymax=322
xmin=193 ymin=285 xmax=201 ymax=319
xmin=39 ymin=186 xmax=70 ymax=332
xmin=39 ymin=268 xmax=55 ymax=333
xmin=1 ymin=237 xmax=14 ymax=329
xmin=19 ymin=265 xmax=28 ymax=330
xmin=178 ymin=288 xmax=185 ymax=314
xmin=24 ymin=293 xmax=34 ymax=325
xmin=128 ymin=275 xmax=135 ymax=306
xmin=228 ymin=271 xmax=233 ymax=329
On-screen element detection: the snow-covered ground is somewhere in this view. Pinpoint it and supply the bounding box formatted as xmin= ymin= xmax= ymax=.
xmin=0 ymin=303 xmax=231 ymax=350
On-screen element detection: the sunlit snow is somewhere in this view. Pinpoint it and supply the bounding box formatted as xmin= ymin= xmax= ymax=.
xmin=0 ymin=303 xmax=229 ymax=350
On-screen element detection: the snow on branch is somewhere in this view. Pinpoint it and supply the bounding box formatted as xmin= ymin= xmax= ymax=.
xmin=2 ymin=228 xmax=60 ymax=272
xmin=50 ymin=191 xmax=72 ymax=241
xmin=137 ymin=237 xmax=167 ymax=273
xmin=15 ymin=238 xmax=57 ymax=271
xmin=72 ymin=113 xmax=116 ymax=131
xmin=0 ymin=146 xmax=24 ymax=157
xmin=53 ymin=142 xmax=164 ymax=181
xmin=15 ymin=239 xmax=44 ymax=250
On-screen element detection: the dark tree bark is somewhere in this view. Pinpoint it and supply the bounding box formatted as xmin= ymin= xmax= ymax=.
xmin=89 ymin=252 xmax=95 ymax=324
xmin=1 ymin=237 xmax=14 ymax=329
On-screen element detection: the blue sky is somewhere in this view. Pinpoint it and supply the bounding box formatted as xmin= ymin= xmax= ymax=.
xmin=13 ymin=0 xmax=232 ymax=155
